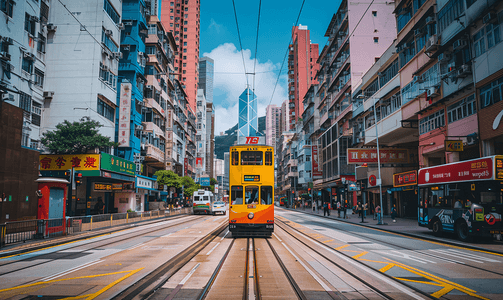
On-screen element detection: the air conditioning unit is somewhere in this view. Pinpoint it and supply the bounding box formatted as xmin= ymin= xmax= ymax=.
xmin=457 ymin=64 xmax=472 ymax=78
xmin=413 ymin=75 xmax=424 ymax=83
xmin=425 ymin=16 xmax=435 ymax=25
xmin=105 ymin=29 xmax=113 ymax=37
xmin=117 ymin=23 xmax=125 ymax=30
xmin=146 ymin=85 xmax=153 ymax=90
xmin=425 ymin=34 xmax=439 ymax=52
xmin=23 ymin=52 xmax=35 ymax=59
xmin=0 ymin=52 xmax=11 ymax=61
xmin=483 ymin=12 xmax=497 ymax=24
xmin=46 ymin=24 xmax=57 ymax=31
xmin=113 ymin=52 xmax=123 ymax=59
xmin=452 ymin=39 xmax=467 ymax=50
xmin=30 ymin=16 xmax=39 ymax=22
xmin=43 ymin=91 xmax=54 ymax=98
xmin=438 ymin=52 xmax=451 ymax=62
xmin=123 ymin=45 xmax=130 ymax=51
xmin=2 ymin=37 xmax=13 ymax=45
xmin=427 ymin=87 xmax=440 ymax=97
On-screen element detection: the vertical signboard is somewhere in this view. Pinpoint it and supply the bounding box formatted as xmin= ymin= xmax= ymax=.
xmin=166 ymin=109 xmax=173 ymax=130
xmin=184 ymin=157 xmax=188 ymax=176
xmin=118 ymin=82 xmax=132 ymax=147
xmin=196 ymin=157 xmax=203 ymax=169
xmin=312 ymin=145 xmax=322 ymax=178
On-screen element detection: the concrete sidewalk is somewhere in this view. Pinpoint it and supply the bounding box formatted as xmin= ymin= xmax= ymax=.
xmin=284 ymin=206 xmax=503 ymax=254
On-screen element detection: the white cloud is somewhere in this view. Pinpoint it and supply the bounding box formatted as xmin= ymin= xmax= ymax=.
xmin=208 ymin=18 xmax=223 ymax=34
xmin=203 ymin=43 xmax=288 ymax=135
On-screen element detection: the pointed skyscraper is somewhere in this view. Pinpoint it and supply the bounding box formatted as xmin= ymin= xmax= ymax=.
xmin=238 ymin=87 xmax=258 ymax=138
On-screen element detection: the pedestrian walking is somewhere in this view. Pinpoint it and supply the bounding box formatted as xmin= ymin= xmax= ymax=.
xmin=391 ymin=205 xmax=397 ymax=223
xmin=376 ymin=204 xmax=381 ymax=223
xmin=336 ymin=201 xmax=341 ymax=217
xmin=323 ymin=201 xmax=329 ymax=216
xmin=313 ymin=202 xmax=316 ymax=212
xmin=363 ymin=202 xmax=367 ymax=218
xmin=357 ymin=201 xmax=362 ymax=218
xmin=343 ymin=201 xmax=348 ymax=219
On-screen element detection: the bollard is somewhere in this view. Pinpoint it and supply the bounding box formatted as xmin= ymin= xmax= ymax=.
xmin=110 ymin=214 xmax=113 ymax=227
xmin=126 ymin=213 xmax=129 ymax=223
xmin=90 ymin=217 xmax=93 ymax=230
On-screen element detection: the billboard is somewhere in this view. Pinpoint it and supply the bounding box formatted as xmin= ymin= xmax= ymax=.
xmin=40 ymin=154 xmax=100 ymax=171
xmin=347 ymin=148 xmax=409 ymax=164
xmin=418 ymin=157 xmax=495 ymax=185
xmin=312 ymin=145 xmax=322 ymax=178
xmin=196 ymin=157 xmax=203 ymax=169
xmin=393 ymin=170 xmax=417 ymax=187
xmin=237 ymin=136 xmax=266 ymax=145
xmin=200 ymin=177 xmax=210 ymax=186
xmin=118 ymin=82 xmax=132 ymax=147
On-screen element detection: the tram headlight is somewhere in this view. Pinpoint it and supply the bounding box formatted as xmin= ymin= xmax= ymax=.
xmin=248 ymin=212 xmax=254 ymax=219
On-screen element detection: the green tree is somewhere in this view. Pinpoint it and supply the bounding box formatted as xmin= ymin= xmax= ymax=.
xmin=210 ymin=177 xmax=218 ymax=193
xmin=181 ymin=176 xmax=200 ymax=198
xmin=154 ymin=170 xmax=182 ymax=189
xmin=41 ymin=119 xmax=117 ymax=154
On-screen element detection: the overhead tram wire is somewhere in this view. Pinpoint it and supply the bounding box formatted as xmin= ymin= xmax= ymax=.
xmin=231 ymin=0 xmax=249 ymax=87
xmin=267 ymin=0 xmax=306 ymax=107
xmin=252 ymin=0 xmax=262 ymax=94
xmin=267 ymin=0 xmax=377 ymax=108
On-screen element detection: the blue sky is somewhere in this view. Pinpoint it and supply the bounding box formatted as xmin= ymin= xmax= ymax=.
xmin=198 ymin=0 xmax=342 ymax=134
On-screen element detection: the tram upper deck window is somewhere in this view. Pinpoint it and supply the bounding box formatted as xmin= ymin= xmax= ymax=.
xmin=261 ymin=186 xmax=273 ymax=205
xmin=231 ymin=186 xmax=243 ymax=205
xmin=245 ymin=185 xmax=259 ymax=204
xmin=265 ymin=151 xmax=273 ymax=166
xmin=241 ymin=151 xmax=263 ymax=165
xmin=231 ymin=151 xmax=239 ymax=165
xmin=194 ymin=196 xmax=199 ymax=201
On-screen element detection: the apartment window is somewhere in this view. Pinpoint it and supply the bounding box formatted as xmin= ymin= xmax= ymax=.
xmin=447 ymin=94 xmax=476 ymax=123
xmin=374 ymin=37 xmax=379 ymax=43
xmin=19 ymin=92 xmax=31 ymax=112
xmin=146 ymin=46 xmax=156 ymax=54
xmin=486 ymin=23 xmax=501 ymax=49
xmin=170 ymin=15 xmax=173 ymax=20
xmin=183 ymin=70 xmax=186 ymax=74
xmin=1 ymin=0 xmax=15 ymax=18
xmin=101 ymin=28 xmax=118 ymax=52
xmin=183 ymin=55 xmax=186 ymax=59
xmin=397 ymin=5 xmax=412 ymax=32
xmin=480 ymin=77 xmax=503 ymax=109
xmin=379 ymin=59 xmax=398 ymax=88
xmin=32 ymin=102 xmax=41 ymax=126
xmin=170 ymin=8 xmax=173 ymax=13
xmin=97 ymin=98 xmax=115 ymax=122
xmin=184 ymin=21 xmax=187 ymax=25
xmin=183 ymin=63 xmax=186 ymax=67
xmin=170 ymin=23 xmax=173 ymax=27
xmin=24 ymin=13 xmax=36 ymax=36
xmin=103 ymin=0 xmax=120 ymax=24
xmin=184 ymin=28 xmax=187 ymax=32
xmin=22 ymin=57 xmax=33 ymax=74
xmin=183 ymin=42 xmax=187 ymax=46
xmin=419 ymin=109 xmax=445 ymax=134
xmin=34 ymin=68 xmax=44 ymax=87
xmin=399 ymin=39 xmax=416 ymax=68
xmin=183 ymin=48 xmax=187 ymax=53
xmin=37 ymin=33 xmax=46 ymax=53
xmin=185 ymin=14 xmax=188 ymax=18
xmin=183 ymin=77 xmax=186 ymax=81
xmin=170 ymin=2 xmax=174 ymax=6
xmin=372 ymin=11 xmax=377 ymax=17
xmin=184 ymin=34 xmax=187 ymax=38
xmin=438 ymin=0 xmax=464 ymax=32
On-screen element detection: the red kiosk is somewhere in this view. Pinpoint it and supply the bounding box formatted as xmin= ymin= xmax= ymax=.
xmin=36 ymin=177 xmax=69 ymax=236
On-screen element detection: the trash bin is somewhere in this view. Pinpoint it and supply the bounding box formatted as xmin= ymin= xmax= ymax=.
xmin=72 ymin=219 xmax=82 ymax=233
xmin=34 ymin=220 xmax=46 ymax=239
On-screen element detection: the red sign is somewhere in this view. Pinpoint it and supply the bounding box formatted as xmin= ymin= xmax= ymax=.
xmin=184 ymin=158 xmax=188 ymax=176
xmin=369 ymin=175 xmax=377 ymax=186
xmin=393 ymin=170 xmax=417 ymax=187
xmin=196 ymin=157 xmax=203 ymax=169
xmin=347 ymin=148 xmax=409 ymax=164
xmin=312 ymin=145 xmax=322 ymax=178
xmin=245 ymin=137 xmax=260 ymax=144
xmin=331 ymin=187 xmax=337 ymax=196
xmin=418 ymin=157 xmax=494 ymax=185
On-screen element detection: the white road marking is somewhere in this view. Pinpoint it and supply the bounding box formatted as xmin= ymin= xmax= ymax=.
xmin=374 ymin=250 xmax=439 ymax=264
xmin=42 ymin=259 xmax=102 ymax=281
xmin=429 ymin=249 xmax=500 ymax=263
xmin=220 ymin=230 xmax=230 ymax=241
xmin=206 ymin=242 xmax=220 ymax=255
xmin=180 ymin=263 xmax=201 ymax=285
xmin=273 ymin=233 xmax=282 ymax=242
xmin=128 ymin=243 xmax=145 ymax=250
xmin=161 ymin=233 xmax=173 ymax=238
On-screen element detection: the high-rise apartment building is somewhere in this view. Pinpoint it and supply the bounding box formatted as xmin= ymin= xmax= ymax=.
xmin=199 ymin=56 xmax=214 ymax=103
xmin=196 ymin=89 xmax=207 ymax=176
xmin=237 ymin=88 xmax=258 ymax=139
xmin=206 ymin=101 xmax=215 ymax=178
xmin=160 ymin=0 xmax=200 ymax=111
xmin=280 ymin=100 xmax=290 ymax=134
xmin=266 ymin=104 xmax=281 ymax=149
xmin=288 ymin=25 xmax=319 ymax=130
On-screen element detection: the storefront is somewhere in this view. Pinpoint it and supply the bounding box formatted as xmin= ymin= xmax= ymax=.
xmin=392 ymin=170 xmax=418 ymax=218
xmin=136 ymin=175 xmax=159 ymax=212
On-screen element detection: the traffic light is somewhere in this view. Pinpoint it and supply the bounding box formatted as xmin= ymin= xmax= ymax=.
xmin=308 ymin=188 xmax=311 ymax=192
xmin=75 ymin=172 xmax=83 ymax=186
xmin=64 ymin=170 xmax=72 ymax=182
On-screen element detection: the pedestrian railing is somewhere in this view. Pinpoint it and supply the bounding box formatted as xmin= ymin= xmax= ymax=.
xmin=0 ymin=207 xmax=192 ymax=249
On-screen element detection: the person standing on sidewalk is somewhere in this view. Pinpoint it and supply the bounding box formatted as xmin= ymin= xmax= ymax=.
xmin=323 ymin=201 xmax=328 ymax=216
xmin=391 ymin=205 xmax=397 ymax=223
xmin=337 ymin=201 xmax=341 ymax=218
xmin=363 ymin=202 xmax=367 ymax=218
xmin=376 ymin=204 xmax=381 ymax=223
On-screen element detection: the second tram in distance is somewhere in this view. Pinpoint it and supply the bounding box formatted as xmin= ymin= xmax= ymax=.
xmin=228 ymin=139 xmax=274 ymax=237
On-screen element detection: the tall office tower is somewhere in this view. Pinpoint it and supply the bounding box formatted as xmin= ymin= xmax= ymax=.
xmin=196 ymin=89 xmax=207 ymax=175
xmin=160 ymin=0 xmax=200 ymax=112
xmin=206 ymin=101 xmax=215 ymax=178
xmin=288 ymin=25 xmax=319 ymax=130
xmin=42 ymin=0 xmax=123 ymax=142
xmin=266 ymin=105 xmax=281 ymax=149
xmin=0 ymin=0 xmax=51 ymax=150
xmin=238 ymin=87 xmax=258 ymax=139
xmin=280 ymin=99 xmax=290 ymax=134
xmin=198 ymin=56 xmax=214 ymax=103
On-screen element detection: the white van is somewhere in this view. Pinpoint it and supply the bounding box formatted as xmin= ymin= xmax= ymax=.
xmin=192 ymin=190 xmax=214 ymax=215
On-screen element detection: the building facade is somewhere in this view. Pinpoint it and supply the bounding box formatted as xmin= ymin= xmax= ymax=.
xmin=265 ymin=104 xmax=281 ymax=149
xmin=237 ymin=87 xmax=258 ymax=139
xmin=198 ymin=56 xmax=214 ymax=103
xmin=206 ymin=101 xmax=215 ymax=178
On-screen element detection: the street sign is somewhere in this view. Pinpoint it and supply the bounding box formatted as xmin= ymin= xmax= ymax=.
xmin=200 ymin=177 xmax=210 ymax=186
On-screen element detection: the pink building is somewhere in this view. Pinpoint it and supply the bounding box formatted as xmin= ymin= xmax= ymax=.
xmin=160 ymin=0 xmax=200 ymax=112
xmin=288 ymin=25 xmax=319 ymax=130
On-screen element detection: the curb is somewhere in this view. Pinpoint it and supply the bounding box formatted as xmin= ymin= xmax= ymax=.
xmin=282 ymin=207 xmax=503 ymax=255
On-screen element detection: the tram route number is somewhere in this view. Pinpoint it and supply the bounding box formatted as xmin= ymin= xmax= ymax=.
xmin=490 ymin=230 xmax=503 ymax=234
xmin=244 ymin=175 xmax=260 ymax=182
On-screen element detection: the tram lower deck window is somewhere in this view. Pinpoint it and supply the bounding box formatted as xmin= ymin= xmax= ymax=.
xmin=231 ymin=186 xmax=243 ymax=205
xmin=261 ymin=186 xmax=273 ymax=205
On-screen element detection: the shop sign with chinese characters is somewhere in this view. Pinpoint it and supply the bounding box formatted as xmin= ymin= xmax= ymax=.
xmin=393 ymin=170 xmax=417 ymax=187
xmin=418 ymin=157 xmax=494 ymax=185
xmin=39 ymin=154 xmax=100 ymax=171
xmin=118 ymin=82 xmax=132 ymax=147
xmin=347 ymin=148 xmax=409 ymax=164
xmin=101 ymin=153 xmax=135 ymax=176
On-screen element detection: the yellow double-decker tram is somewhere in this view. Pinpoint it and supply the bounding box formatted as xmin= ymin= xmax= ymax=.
xmin=228 ymin=137 xmax=274 ymax=237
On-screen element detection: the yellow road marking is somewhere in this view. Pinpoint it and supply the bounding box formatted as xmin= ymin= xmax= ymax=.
xmin=379 ymin=263 xmax=395 ymax=273
xmin=322 ymin=239 xmax=334 ymax=243
xmin=395 ymin=278 xmax=442 ymax=286
xmin=352 ymin=251 xmax=368 ymax=259
xmin=0 ymin=268 xmax=144 ymax=295
xmin=335 ymin=244 xmax=349 ymax=250
xmin=430 ymin=286 xmax=455 ymax=298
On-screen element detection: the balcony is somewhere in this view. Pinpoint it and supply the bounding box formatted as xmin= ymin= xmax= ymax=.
xmin=144 ymin=144 xmax=164 ymax=164
xmin=143 ymin=122 xmax=165 ymax=139
xmin=286 ymin=171 xmax=299 ymax=178
xmin=145 ymin=97 xmax=165 ymax=115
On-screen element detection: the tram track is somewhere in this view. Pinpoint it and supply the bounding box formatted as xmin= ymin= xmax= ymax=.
xmin=0 ymin=215 xmax=205 ymax=278
xmin=275 ymin=218 xmax=431 ymax=300
xmin=282 ymin=214 xmax=503 ymax=278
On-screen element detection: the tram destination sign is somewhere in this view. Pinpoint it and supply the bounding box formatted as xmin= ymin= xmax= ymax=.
xmin=244 ymin=175 xmax=260 ymax=182
xmin=418 ymin=157 xmax=495 ymax=185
